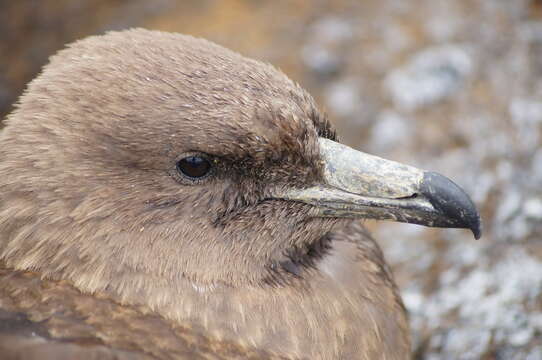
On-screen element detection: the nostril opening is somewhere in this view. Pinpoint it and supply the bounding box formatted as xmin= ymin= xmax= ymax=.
xmin=397 ymin=193 xmax=418 ymax=200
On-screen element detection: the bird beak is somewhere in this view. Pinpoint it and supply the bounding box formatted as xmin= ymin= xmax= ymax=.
xmin=276 ymin=138 xmax=482 ymax=239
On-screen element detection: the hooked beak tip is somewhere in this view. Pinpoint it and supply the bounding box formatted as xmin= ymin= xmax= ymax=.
xmin=420 ymin=172 xmax=482 ymax=240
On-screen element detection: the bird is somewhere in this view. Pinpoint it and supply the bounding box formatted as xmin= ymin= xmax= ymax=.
xmin=0 ymin=29 xmax=481 ymax=359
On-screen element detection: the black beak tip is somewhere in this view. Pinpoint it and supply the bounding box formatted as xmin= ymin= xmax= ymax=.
xmin=471 ymin=218 xmax=482 ymax=240
xmin=421 ymin=172 xmax=482 ymax=240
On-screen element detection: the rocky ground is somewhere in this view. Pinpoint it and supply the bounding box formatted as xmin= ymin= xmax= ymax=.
xmin=1 ymin=1 xmax=541 ymax=358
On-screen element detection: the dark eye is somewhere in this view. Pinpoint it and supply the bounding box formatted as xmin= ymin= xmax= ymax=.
xmin=176 ymin=156 xmax=212 ymax=179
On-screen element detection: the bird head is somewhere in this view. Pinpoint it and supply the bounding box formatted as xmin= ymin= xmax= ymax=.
xmin=0 ymin=29 xmax=480 ymax=294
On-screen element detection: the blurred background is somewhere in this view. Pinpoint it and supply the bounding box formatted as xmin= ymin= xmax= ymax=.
xmin=1 ymin=1 xmax=541 ymax=358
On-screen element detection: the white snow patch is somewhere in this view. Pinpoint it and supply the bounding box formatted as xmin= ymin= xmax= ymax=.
xmin=384 ymin=45 xmax=472 ymax=110
xmin=324 ymin=80 xmax=361 ymax=117
xmin=523 ymin=198 xmax=542 ymax=220
xmin=369 ymin=110 xmax=413 ymax=152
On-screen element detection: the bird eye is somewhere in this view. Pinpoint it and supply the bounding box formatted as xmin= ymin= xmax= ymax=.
xmin=176 ymin=156 xmax=212 ymax=179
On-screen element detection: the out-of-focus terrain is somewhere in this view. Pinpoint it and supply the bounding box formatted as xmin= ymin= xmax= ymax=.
xmin=1 ymin=1 xmax=541 ymax=358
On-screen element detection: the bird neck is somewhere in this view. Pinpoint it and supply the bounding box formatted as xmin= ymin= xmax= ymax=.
xmin=100 ymin=222 xmax=410 ymax=359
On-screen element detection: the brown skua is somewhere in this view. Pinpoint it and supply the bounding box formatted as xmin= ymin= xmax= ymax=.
xmin=0 ymin=29 xmax=481 ymax=359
